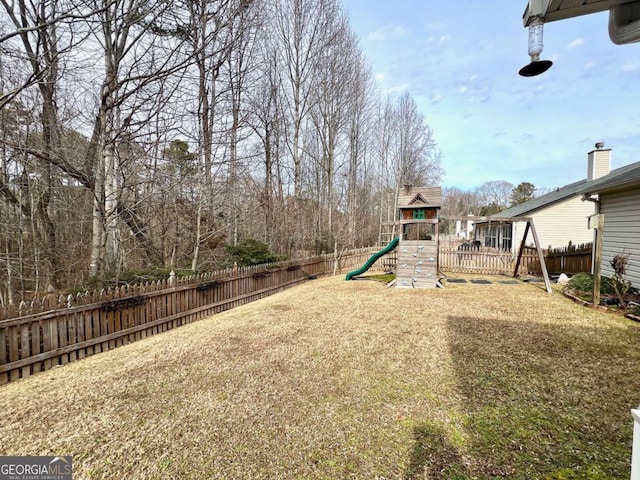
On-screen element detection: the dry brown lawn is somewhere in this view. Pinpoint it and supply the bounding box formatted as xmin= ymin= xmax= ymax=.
xmin=1 ymin=276 xmax=639 ymax=479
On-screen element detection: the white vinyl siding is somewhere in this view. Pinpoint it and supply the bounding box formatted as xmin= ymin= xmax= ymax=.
xmin=599 ymin=189 xmax=640 ymax=290
xmin=509 ymin=196 xmax=595 ymax=252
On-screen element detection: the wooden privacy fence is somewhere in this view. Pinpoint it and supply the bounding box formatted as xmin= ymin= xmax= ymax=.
xmin=543 ymin=243 xmax=592 ymax=274
xmin=439 ymin=246 xmax=540 ymax=275
xmin=0 ymin=248 xmax=382 ymax=384
xmin=437 ymin=243 xmax=592 ymax=276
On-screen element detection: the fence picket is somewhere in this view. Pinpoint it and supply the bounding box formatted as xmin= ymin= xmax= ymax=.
xmin=0 ymin=328 xmax=6 ymax=384
xmin=8 ymin=326 xmax=19 ymax=381
xmin=20 ymin=324 xmax=30 ymax=378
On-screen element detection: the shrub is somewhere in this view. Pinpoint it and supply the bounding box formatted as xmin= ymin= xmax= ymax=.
xmin=564 ymin=273 xmax=616 ymax=295
xmin=226 ymin=239 xmax=287 ymax=266
xmin=610 ymin=253 xmax=632 ymax=307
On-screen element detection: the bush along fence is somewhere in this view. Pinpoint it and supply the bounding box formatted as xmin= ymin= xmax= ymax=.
xmin=0 ymin=248 xmax=382 ymax=384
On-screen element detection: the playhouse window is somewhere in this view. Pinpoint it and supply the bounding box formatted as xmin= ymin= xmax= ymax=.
xmin=403 ymin=223 xmax=435 ymax=241
xmin=413 ymin=209 xmax=425 ymax=220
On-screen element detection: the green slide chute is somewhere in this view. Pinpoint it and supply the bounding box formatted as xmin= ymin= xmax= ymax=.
xmin=345 ymin=238 xmax=399 ymax=280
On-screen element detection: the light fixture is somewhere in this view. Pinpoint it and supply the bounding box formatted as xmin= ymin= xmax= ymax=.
xmin=519 ymin=16 xmax=553 ymax=77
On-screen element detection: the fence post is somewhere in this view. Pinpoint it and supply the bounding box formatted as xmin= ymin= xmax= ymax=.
xmin=632 ymin=409 xmax=640 ymax=480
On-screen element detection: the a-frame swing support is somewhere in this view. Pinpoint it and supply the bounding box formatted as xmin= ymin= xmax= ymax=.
xmin=513 ymin=217 xmax=552 ymax=293
xmin=439 ymin=215 xmax=552 ymax=293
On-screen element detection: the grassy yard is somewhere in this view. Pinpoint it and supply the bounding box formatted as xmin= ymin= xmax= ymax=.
xmin=1 ymin=276 xmax=639 ymax=479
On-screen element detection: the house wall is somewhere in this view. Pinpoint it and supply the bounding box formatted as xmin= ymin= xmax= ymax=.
xmin=510 ymin=196 xmax=595 ymax=251
xmin=599 ymin=188 xmax=640 ymax=290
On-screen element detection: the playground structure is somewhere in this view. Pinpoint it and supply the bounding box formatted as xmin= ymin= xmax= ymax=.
xmin=395 ymin=185 xmax=441 ymax=288
xmin=345 ymin=238 xmax=399 ymax=280
xmin=346 ymin=185 xmax=442 ymax=288
xmin=346 ymin=184 xmax=552 ymax=291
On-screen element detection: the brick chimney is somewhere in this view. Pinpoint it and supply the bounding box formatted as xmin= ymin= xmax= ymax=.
xmin=587 ymin=142 xmax=611 ymax=181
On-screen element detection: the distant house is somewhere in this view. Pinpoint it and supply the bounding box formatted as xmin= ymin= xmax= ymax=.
xmin=474 ymin=145 xmax=611 ymax=251
xmin=579 ymin=160 xmax=640 ymax=290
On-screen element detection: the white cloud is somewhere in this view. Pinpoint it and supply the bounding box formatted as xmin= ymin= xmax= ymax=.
xmin=458 ymin=86 xmax=468 ymax=94
xmin=391 ymin=25 xmax=409 ymax=36
xmin=567 ymin=38 xmax=584 ymax=49
xmin=584 ymin=61 xmax=597 ymax=70
xmin=374 ymin=73 xmax=385 ymax=82
xmin=438 ymin=34 xmax=450 ymax=45
xmin=385 ymin=83 xmax=410 ymax=95
xmin=622 ymin=61 xmax=640 ymax=73
xmin=426 ymin=21 xmax=445 ymax=32
xmin=368 ymin=24 xmax=409 ymax=41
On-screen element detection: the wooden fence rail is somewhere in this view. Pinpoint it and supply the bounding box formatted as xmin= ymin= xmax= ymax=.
xmin=0 ymin=248 xmax=383 ymax=384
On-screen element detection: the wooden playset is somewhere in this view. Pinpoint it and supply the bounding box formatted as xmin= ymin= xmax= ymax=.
xmin=395 ymin=185 xmax=441 ymax=288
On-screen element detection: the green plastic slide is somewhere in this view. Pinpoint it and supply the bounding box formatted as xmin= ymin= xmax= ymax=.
xmin=345 ymin=238 xmax=399 ymax=280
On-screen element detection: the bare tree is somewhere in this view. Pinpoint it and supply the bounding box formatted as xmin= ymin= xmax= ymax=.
xmin=394 ymin=91 xmax=442 ymax=189
xmin=0 ymin=0 xmax=446 ymax=297
xmin=307 ymin=10 xmax=354 ymax=251
xmin=271 ymin=0 xmax=340 ymax=250
xmin=475 ymin=180 xmax=513 ymax=213
xmin=176 ymin=0 xmax=257 ymax=270
xmin=0 ymin=0 xmax=93 ymax=288
xmin=344 ymin=49 xmax=376 ymax=247
xmin=246 ymin=28 xmax=289 ymax=252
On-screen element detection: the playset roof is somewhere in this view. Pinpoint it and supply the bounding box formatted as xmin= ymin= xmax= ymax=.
xmin=397 ymin=186 xmax=442 ymax=209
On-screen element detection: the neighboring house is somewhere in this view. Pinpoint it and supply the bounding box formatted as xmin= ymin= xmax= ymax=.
xmin=579 ymin=160 xmax=640 ymax=290
xmin=474 ymin=144 xmax=611 ymax=252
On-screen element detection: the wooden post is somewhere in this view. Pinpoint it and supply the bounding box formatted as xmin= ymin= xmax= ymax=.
xmin=0 ymin=328 xmax=7 ymax=384
xmin=592 ymin=215 xmax=604 ymax=306
xmin=513 ymin=219 xmax=551 ymax=293
xmin=528 ymin=219 xmax=552 ymax=294
xmin=513 ymin=222 xmax=531 ymax=278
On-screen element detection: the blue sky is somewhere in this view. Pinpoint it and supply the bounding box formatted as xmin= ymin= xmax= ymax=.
xmin=342 ymin=0 xmax=640 ymax=190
